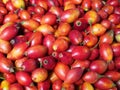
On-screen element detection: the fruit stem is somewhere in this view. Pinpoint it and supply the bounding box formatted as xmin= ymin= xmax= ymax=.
xmin=0 ymin=77 xmax=4 ymax=80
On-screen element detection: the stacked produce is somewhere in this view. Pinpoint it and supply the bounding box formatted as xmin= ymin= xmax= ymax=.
xmin=0 ymin=0 xmax=120 ymax=90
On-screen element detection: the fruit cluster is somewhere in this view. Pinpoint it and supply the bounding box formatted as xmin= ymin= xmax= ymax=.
xmin=0 ymin=0 xmax=120 ymax=90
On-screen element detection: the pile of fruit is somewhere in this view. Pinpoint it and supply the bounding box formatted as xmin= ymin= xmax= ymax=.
xmin=0 ymin=0 xmax=120 ymax=90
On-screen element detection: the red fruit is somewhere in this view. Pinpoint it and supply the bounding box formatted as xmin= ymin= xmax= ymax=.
xmin=81 ymin=82 xmax=94 ymax=90
xmin=81 ymin=0 xmax=91 ymax=11
xmin=71 ymin=60 xmax=90 ymax=69
xmin=65 ymin=67 xmax=84 ymax=84
xmin=99 ymin=30 xmax=114 ymax=45
xmin=0 ymin=57 xmax=13 ymax=73
xmin=36 ymin=0 xmax=48 ymax=10
xmin=3 ymin=13 xmax=18 ymax=24
xmin=15 ymin=71 xmax=32 ymax=86
xmin=18 ymin=9 xmax=31 ymax=20
xmin=82 ymin=71 xmax=100 ymax=84
xmin=21 ymin=19 xmax=40 ymax=31
xmin=9 ymin=83 xmax=24 ymax=90
xmin=68 ymin=30 xmax=83 ymax=45
xmin=32 ymin=13 xmax=42 ymax=23
xmin=62 ymin=82 xmax=75 ymax=90
xmin=52 ymin=37 xmax=69 ymax=52
xmin=55 ymin=22 xmax=71 ymax=37
xmin=99 ymin=43 xmax=113 ymax=62
xmin=84 ymin=10 xmax=99 ymax=24
xmin=32 ymin=68 xmax=48 ymax=83
xmin=58 ymin=51 xmax=74 ymax=65
xmin=36 ymin=24 xmax=55 ymax=36
xmin=90 ymin=23 xmax=107 ymax=36
xmin=106 ymin=0 xmax=119 ymax=7
xmin=43 ymin=34 xmax=55 ymax=55
xmin=114 ymin=56 xmax=120 ymax=69
xmin=112 ymin=43 xmax=120 ymax=57
xmin=25 ymin=45 xmax=47 ymax=59
xmin=89 ymin=60 xmax=108 ymax=74
xmin=41 ymin=12 xmax=57 ymax=25
xmin=7 ymin=42 xmax=29 ymax=60
xmin=0 ymin=39 xmax=12 ymax=54
xmin=94 ymin=77 xmax=115 ymax=90
xmin=11 ymin=35 xmax=28 ymax=45
xmin=105 ymin=71 xmax=120 ymax=82
xmin=15 ymin=57 xmax=28 ymax=71
xmin=41 ymin=56 xmax=56 ymax=70
xmin=102 ymin=5 xmax=114 ymax=15
xmin=49 ymin=6 xmax=63 ymax=17
xmin=72 ymin=46 xmax=91 ymax=60
xmin=22 ymin=59 xmax=38 ymax=72
xmin=83 ymin=34 xmax=98 ymax=48
xmin=91 ymin=0 xmax=103 ymax=11
xmin=0 ymin=25 xmax=19 ymax=41
xmin=29 ymin=31 xmax=43 ymax=46
xmin=52 ymin=79 xmax=62 ymax=90
xmin=54 ymin=62 xmax=70 ymax=80
xmin=108 ymin=14 xmax=120 ymax=25
xmin=25 ymin=86 xmax=37 ymax=90
xmin=114 ymin=7 xmax=120 ymax=15
xmin=98 ymin=9 xmax=108 ymax=19
xmin=60 ymin=8 xmax=80 ymax=23
xmin=37 ymin=80 xmax=51 ymax=90
xmin=34 ymin=5 xmax=45 ymax=15
xmin=3 ymin=73 xmax=16 ymax=84
xmin=89 ymin=48 xmax=99 ymax=60
xmin=73 ymin=18 xmax=88 ymax=32
xmin=101 ymin=19 xmax=111 ymax=29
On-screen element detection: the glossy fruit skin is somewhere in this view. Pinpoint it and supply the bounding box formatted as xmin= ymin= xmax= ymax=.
xmin=81 ymin=0 xmax=91 ymax=11
xmin=60 ymin=8 xmax=80 ymax=23
xmin=68 ymin=30 xmax=83 ymax=45
xmin=64 ymin=67 xmax=84 ymax=84
xmin=22 ymin=58 xmax=38 ymax=72
xmin=9 ymin=83 xmax=24 ymax=90
xmin=83 ymin=34 xmax=98 ymax=48
xmin=55 ymin=22 xmax=71 ymax=37
xmin=94 ymin=77 xmax=115 ymax=90
xmin=99 ymin=30 xmax=114 ymax=45
xmin=21 ymin=19 xmax=40 ymax=31
xmin=84 ymin=10 xmax=99 ymax=24
xmin=52 ymin=79 xmax=62 ymax=90
xmin=54 ymin=62 xmax=70 ymax=80
xmin=7 ymin=42 xmax=29 ymax=60
xmin=112 ymin=43 xmax=120 ymax=57
xmin=89 ymin=60 xmax=108 ymax=74
xmin=29 ymin=31 xmax=43 ymax=46
xmin=81 ymin=82 xmax=94 ymax=90
xmin=32 ymin=68 xmax=48 ymax=83
xmin=99 ymin=43 xmax=113 ymax=62
xmin=3 ymin=73 xmax=16 ymax=84
xmin=15 ymin=71 xmax=32 ymax=86
xmin=82 ymin=71 xmax=100 ymax=84
xmin=90 ymin=23 xmax=107 ymax=36
xmin=41 ymin=56 xmax=56 ymax=70
xmin=37 ymin=80 xmax=51 ymax=90
xmin=52 ymin=37 xmax=69 ymax=52
xmin=108 ymin=14 xmax=120 ymax=25
xmin=91 ymin=0 xmax=103 ymax=11
xmin=0 ymin=39 xmax=12 ymax=54
xmin=41 ymin=12 xmax=57 ymax=25
xmin=58 ymin=51 xmax=74 ymax=65
xmin=36 ymin=24 xmax=55 ymax=36
xmin=105 ymin=71 xmax=120 ymax=82
xmin=71 ymin=60 xmax=90 ymax=69
xmin=11 ymin=0 xmax=25 ymax=9
xmin=72 ymin=46 xmax=91 ymax=60
xmin=25 ymin=45 xmax=47 ymax=59
xmin=89 ymin=48 xmax=99 ymax=60
xmin=43 ymin=34 xmax=55 ymax=55
xmin=73 ymin=18 xmax=88 ymax=32
xmin=0 ymin=25 xmax=18 ymax=41
xmin=0 ymin=57 xmax=13 ymax=73
xmin=114 ymin=56 xmax=120 ymax=70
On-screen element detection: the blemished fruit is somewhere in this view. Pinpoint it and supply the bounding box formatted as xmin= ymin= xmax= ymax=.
xmin=0 ymin=0 xmax=120 ymax=89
